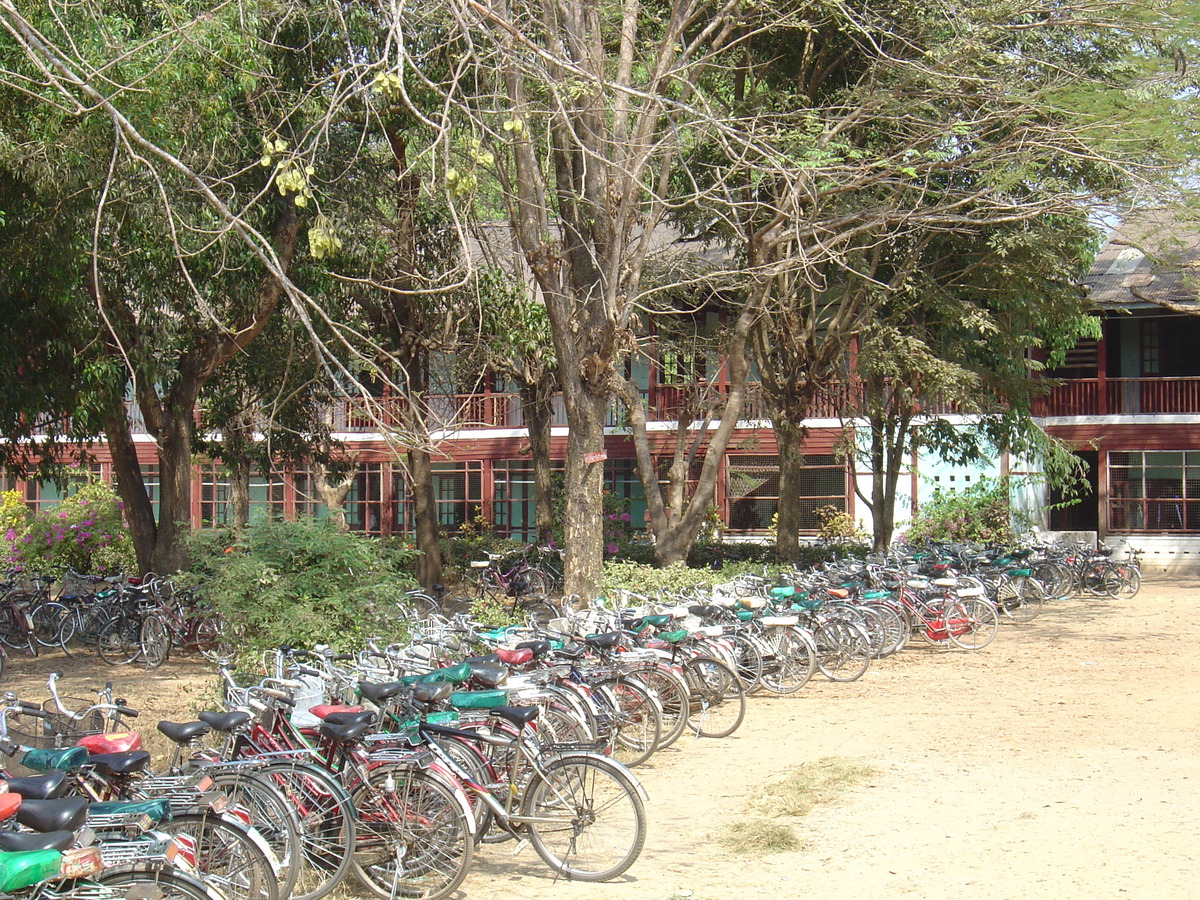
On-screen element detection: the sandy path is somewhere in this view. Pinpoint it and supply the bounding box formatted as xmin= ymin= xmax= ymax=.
xmin=7 ymin=580 xmax=1198 ymax=899
xmin=462 ymin=581 xmax=1200 ymax=900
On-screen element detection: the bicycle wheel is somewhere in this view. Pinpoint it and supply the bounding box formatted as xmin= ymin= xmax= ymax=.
xmin=59 ymin=605 xmax=109 ymax=658
xmin=865 ymin=601 xmax=908 ymax=657
xmin=524 ymin=753 xmax=646 ymax=882
xmin=682 ymin=656 xmax=746 ymax=739
xmin=96 ymin=866 xmax=219 ymax=900
xmin=728 ymin=632 xmax=764 ymax=693
xmin=405 ymin=591 xmax=441 ymax=618
xmin=97 ymin=613 xmax=143 ymax=665
xmin=349 ymin=764 xmax=474 ymax=900
xmin=0 ymin=601 xmax=35 ymax=654
xmin=31 ymin=600 xmax=69 ymax=648
xmin=1032 ymin=561 xmax=1072 ymax=600
xmin=206 ymin=770 xmax=304 ymax=900
xmin=256 ymin=761 xmax=356 ymax=900
xmin=634 ymin=666 xmax=689 ymax=750
xmin=813 ymin=620 xmax=872 ymax=683
xmin=1113 ymin=564 xmax=1142 ymax=600
xmin=946 ymin=597 xmax=999 ymax=651
xmin=596 ymin=678 xmax=661 ymax=768
xmin=519 ymin=569 xmax=553 ymax=600
xmin=1005 ymin=577 xmax=1045 ymax=625
xmin=140 ymin=614 xmax=172 ymax=668
xmin=758 ymin=627 xmax=816 ymax=694
xmin=157 ymin=811 xmax=279 ymax=900
xmin=517 ymin=598 xmax=559 ymax=628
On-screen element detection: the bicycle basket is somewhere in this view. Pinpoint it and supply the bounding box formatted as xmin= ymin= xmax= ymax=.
xmin=40 ymin=698 xmax=108 ymax=743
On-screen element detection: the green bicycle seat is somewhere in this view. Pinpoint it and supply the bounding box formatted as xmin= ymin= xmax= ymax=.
xmin=400 ymin=662 xmax=472 ymax=686
xmin=0 ymin=849 xmax=62 ymax=892
xmin=88 ymin=799 xmax=173 ymax=824
xmin=449 ymin=689 xmax=508 ymax=710
xmin=20 ymin=747 xmax=89 ymax=774
xmin=768 ymin=585 xmax=797 ymax=599
xmin=655 ymin=629 xmax=689 ymax=644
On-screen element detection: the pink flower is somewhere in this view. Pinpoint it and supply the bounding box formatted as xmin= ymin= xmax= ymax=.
xmin=605 ymin=542 xmax=619 ymax=554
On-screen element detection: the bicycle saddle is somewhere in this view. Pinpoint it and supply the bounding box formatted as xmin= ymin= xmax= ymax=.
xmin=156 ymin=721 xmax=212 ymax=745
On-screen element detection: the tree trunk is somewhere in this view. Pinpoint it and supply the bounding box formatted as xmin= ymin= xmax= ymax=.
xmin=312 ymin=461 xmax=355 ymax=532
xmin=774 ymin=418 xmax=809 ymax=564
xmin=406 ymin=447 xmax=443 ymax=590
xmin=560 ymin=390 xmax=606 ymax=597
xmin=229 ymin=456 xmax=251 ymax=532
xmin=621 ymin=303 xmax=758 ymax=567
xmin=519 ymin=376 xmax=557 ymax=545
xmin=149 ymin=413 xmax=194 ymax=575
xmin=103 ymin=412 xmax=156 ymax=576
xmin=865 ymin=411 xmax=910 ymax=551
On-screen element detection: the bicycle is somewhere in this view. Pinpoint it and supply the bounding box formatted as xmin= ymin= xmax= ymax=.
xmin=467 ymin=548 xmax=560 ymax=625
xmin=412 ymin=703 xmax=647 ymax=881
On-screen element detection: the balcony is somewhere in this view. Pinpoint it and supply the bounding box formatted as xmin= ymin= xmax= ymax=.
xmin=1033 ymin=377 xmax=1200 ymax=417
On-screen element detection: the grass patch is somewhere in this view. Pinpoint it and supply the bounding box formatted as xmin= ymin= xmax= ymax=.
xmin=724 ymin=820 xmax=801 ymax=855
xmin=721 ymin=756 xmax=877 ymax=856
xmin=744 ymin=756 xmax=877 ymax=818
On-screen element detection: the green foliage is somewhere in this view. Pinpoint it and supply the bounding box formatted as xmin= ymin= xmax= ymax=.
xmin=4 ymin=482 xmax=134 ymax=575
xmin=185 ymin=519 xmax=419 ymax=659
xmin=467 ymin=592 xmax=522 ymax=629
xmin=903 ymin=477 xmax=1016 ymax=547
xmin=814 ymin=506 xmax=868 ymax=545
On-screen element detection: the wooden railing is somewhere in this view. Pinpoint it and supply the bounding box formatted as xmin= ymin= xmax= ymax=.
xmin=123 ymin=378 xmax=976 ymax=437
xmin=1033 ymin=378 xmax=1200 ymax=416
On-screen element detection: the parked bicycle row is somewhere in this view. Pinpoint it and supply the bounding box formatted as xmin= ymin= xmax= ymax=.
xmin=0 ymin=533 xmax=1131 ymax=900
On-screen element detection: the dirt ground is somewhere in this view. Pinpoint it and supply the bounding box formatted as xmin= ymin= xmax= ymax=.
xmin=5 ymin=580 xmax=1198 ymax=900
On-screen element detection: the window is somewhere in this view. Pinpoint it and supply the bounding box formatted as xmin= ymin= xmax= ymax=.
xmin=27 ymin=465 xmax=103 ymax=513
xmin=345 ymin=463 xmax=384 ymax=535
xmin=393 ymin=461 xmax=482 ymax=535
xmin=493 ymin=461 xmax=558 ymax=542
xmin=199 ymin=463 xmax=231 ymax=526
xmin=1109 ymin=450 xmax=1200 ymax=532
xmin=198 ymin=465 xmax=284 ymax=526
xmin=726 ymin=454 xmax=847 ymax=533
xmin=291 ymin=470 xmax=328 ymax=520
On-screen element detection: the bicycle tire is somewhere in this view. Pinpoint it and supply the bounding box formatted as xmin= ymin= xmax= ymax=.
xmin=813 ymin=620 xmax=872 ymax=683
xmin=405 ymin=591 xmax=441 ymax=618
xmin=59 ymin=607 xmax=107 ymax=658
xmin=1113 ymin=564 xmax=1142 ymax=600
xmin=157 ymin=810 xmax=279 ymax=900
xmin=95 ymin=866 xmax=220 ymax=900
xmin=205 ymin=770 xmax=304 ymax=900
xmin=255 ymin=761 xmax=356 ymax=900
xmin=30 ymin=600 xmax=69 ymax=648
xmin=140 ymin=614 xmax=172 ymax=668
xmin=682 ymin=656 xmax=746 ymax=739
xmin=758 ymin=627 xmax=816 ymax=694
xmin=97 ymin=613 xmax=142 ymax=665
xmin=945 ymin=597 xmax=999 ymax=651
xmin=727 ymin=631 xmax=764 ymax=693
xmin=524 ymin=753 xmax=646 ymax=882
xmin=634 ymin=665 xmax=689 ymax=750
xmin=1005 ymin=577 xmax=1045 ymax=625
xmin=0 ymin=601 xmax=35 ymax=654
xmin=515 ymin=597 xmax=559 ymax=628
xmin=349 ymin=764 xmax=474 ymax=900
xmin=595 ymin=678 xmax=661 ymax=768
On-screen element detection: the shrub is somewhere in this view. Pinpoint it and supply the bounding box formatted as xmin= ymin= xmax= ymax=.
xmin=4 ymin=482 xmax=135 ymax=576
xmin=185 ymin=519 xmax=419 ymax=659
xmin=904 ymin=477 xmax=1015 ymax=546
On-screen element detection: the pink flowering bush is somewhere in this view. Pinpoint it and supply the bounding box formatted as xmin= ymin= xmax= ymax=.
xmin=903 ymin=478 xmax=1015 ymax=547
xmin=5 ymin=481 xmax=135 ymax=575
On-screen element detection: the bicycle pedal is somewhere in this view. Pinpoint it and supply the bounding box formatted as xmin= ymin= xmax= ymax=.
xmin=511 ymin=839 xmax=529 ymax=857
